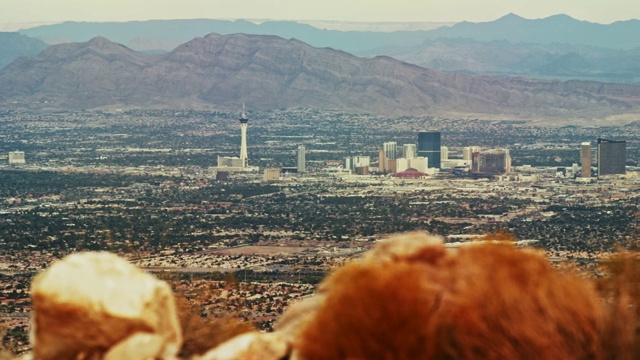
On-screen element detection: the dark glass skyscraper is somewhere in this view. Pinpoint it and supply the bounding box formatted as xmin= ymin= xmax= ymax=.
xmin=418 ymin=131 xmax=441 ymax=168
xmin=597 ymin=138 xmax=626 ymax=176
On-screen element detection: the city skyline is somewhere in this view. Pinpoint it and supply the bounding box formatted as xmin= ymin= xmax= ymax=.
xmin=2 ymin=0 xmax=639 ymax=26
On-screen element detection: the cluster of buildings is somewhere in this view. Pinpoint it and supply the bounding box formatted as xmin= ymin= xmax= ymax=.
xmin=563 ymin=138 xmax=627 ymax=180
xmin=358 ymin=131 xmax=513 ymax=179
xmin=217 ymin=106 xmax=308 ymax=180
xmin=214 ymin=108 xmax=628 ymax=182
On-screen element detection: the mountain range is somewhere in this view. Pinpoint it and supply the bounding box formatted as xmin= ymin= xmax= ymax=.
xmin=426 ymin=14 xmax=640 ymax=49
xmin=19 ymin=18 xmax=431 ymax=54
xmin=1 ymin=33 xmax=639 ymax=120
xmin=19 ymin=14 xmax=640 ymax=53
xmin=364 ymin=38 xmax=640 ymax=84
xmin=0 ymin=32 xmax=48 ymax=70
xmin=6 ymin=14 xmax=639 ymax=85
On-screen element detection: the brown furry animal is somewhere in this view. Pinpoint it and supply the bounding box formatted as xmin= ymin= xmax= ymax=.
xmin=292 ymin=232 xmax=609 ymax=360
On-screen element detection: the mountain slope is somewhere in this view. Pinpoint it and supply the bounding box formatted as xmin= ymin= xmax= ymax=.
xmin=0 ymin=37 xmax=156 ymax=107
xmin=364 ymin=39 xmax=640 ymax=83
xmin=0 ymin=32 xmax=48 ymax=70
xmin=14 ymin=15 xmax=640 ymax=87
xmin=1 ymin=34 xmax=639 ymax=119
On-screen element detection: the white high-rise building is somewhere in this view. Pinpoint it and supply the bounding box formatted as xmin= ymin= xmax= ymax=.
xmin=354 ymin=156 xmax=370 ymax=168
xmin=239 ymin=104 xmax=249 ymax=167
xmin=403 ymin=144 xmax=417 ymax=159
xmin=344 ymin=156 xmax=354 ymax=172
xmin=297 ymin=145 xmax=306 ymax=173
xmin=581 ymin=142 xmax=591 ymax=178
xmin=441 ymin=146 xmax=449 ymax=162
xmin=8 ymin=151 xmax=25 ymax=165
xmin=383 ymin=142 xmax=397 ymax=160
xmin=344 ymin=156 xmax=370 ymax=172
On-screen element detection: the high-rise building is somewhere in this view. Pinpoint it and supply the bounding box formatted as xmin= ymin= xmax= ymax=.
xmin=387 ymin=159 xmax=397 ymax=173
xmin=8 ymin=151 xmax=25 ymax=164
xmin=239 ymin=104 xmax=249 ymax=167
xmin=463 ymin=146 xmax=481 ymax=161
xmin=354 ymin=156 xmax=370 ymax=168
xmin=344 ymin=156 xmax=354 ymax=172
xmin=403 ymin=144 xmax=417 ymax=159
xmin=471 ymin=152 xmax=481 ymax=173
xmin=597 ymin=138 xmax=626 ymax=176
xmin=418 ymin=131 xmax=441 ymax=168
xmin=441 ymin=146 xmax=449 ymax=162
xmin=297 ymin=145 xmax=306 ymax=173
xmin=581 ymin=142 xmax=592 ymax=178
xmin=383 ymin=142 xmax=397 ymax=160
xmin=378 ymin=149 xmax=386 ymax=173
xmin=473 ymin=149 xmax=511 ymax=175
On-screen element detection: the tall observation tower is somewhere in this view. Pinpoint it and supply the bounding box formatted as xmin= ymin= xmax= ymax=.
xmin=239 ymin=103 xmax=249 ymax=167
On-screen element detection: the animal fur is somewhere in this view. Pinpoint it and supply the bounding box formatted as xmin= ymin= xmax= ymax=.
xmin=293 ymin=232 xmax=615 ymax=359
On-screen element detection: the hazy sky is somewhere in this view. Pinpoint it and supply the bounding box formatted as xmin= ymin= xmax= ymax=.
xmin=2 ymin=0 xmax=639 ymax=25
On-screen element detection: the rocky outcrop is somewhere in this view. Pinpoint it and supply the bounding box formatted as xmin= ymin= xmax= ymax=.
xmin=30 ymin=252 xmax=182 ymax=360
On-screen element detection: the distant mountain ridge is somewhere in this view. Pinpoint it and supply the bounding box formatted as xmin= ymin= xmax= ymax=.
xmin=364 ymin=38 xmax=640 ymax=84
xmin=426 ymin=13 xmax=640 ymax=49
xmin=1 ymin=34 xmax=639 ymax=120
xmin=13 ymin=14 xmax=640 ymax=85
xmin=20 ymin=14 xmax=640 ymax=54
xmin=0 ymin=32 xmax=48 ymax=70
xmin=19 ymin=19 xmax=434 ymax=54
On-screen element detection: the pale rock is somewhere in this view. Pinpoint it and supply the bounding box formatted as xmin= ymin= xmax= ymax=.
xmin=363 ymin=231 xmax=445 ymax=263
xmin=273 ymin=295 xmax=324 ymax=342
xmin=104 ymin=333 xmax=166 ymax=360
xmin=30 ymin=252 xmax=182 ymax=360
xmin=198 ymin=332 xmax=289 ymax=360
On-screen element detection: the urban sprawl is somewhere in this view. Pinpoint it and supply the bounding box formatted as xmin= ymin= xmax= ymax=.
xmin=0 ymin=109 xmax=638 ymax=352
